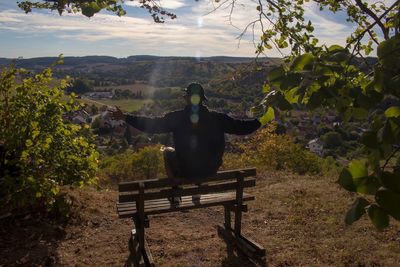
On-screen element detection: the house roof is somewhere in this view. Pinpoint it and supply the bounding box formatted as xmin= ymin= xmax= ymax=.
xmin=308 ymin=138 xmax=323 ymax=146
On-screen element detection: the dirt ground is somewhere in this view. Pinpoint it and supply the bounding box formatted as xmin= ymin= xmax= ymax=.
xmin=1 ymin=170 xmax=400 ymax=266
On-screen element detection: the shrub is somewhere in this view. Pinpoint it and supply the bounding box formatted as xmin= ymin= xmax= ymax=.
xmin=99 ymin=145 xmax=165 ymax=183
xmin=223 ymin=124 xmax=324 ymax=175
xmin=0 ymin=64 xmax=99 ymax=213
xmin=322 ymin=131 xmax=343 ymax=149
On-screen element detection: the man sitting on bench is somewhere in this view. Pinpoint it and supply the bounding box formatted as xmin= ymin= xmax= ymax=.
xmin=110 ymin=82 xmax=267 ymax=203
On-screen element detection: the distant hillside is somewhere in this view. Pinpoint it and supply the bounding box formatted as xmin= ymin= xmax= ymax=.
xmin=0 ymin=55 xmax=278 ymax=69
xmin=0 ymin=55 xmax=281 ymax=89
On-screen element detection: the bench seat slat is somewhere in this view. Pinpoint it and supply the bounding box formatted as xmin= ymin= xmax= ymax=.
xmin=117 ymin=192 xmax=254 ymax=218
xmin=118 ymin=168 xmax=256 ymax=192
xmin=119 ymin=178 xmax=255 ymax=202
xmin=117 ymin=193 xmax=243 ymax=213
xmin=117 ymin=193 xmax=231 ymax=211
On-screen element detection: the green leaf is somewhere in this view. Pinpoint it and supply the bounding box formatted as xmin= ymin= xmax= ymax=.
xmin=381 ymin=171 xmax=400 ymax=194
xmin=345 ymin=197 xmax=369 ymax=225
xmin=328 ymin=50 xmax=350 ymax=63
xmin=338 ymin=168 xmax=356 ymax=192
xmin=81 ymin=2 xmax=101 ymax=17
xmin=306 ymin=91 xmax=324 ymax=109
xmin=373 ymin=67 xmax=384 ymax=92
xmin=281 ymin=73 xmax=302 ymax=91
xmin=376 ymin=188 xmax=400 ymax=220
xmin=367 ymin=204 xmax=390 ymax=230
xmin=352 ymin=108 xmax=368 ymax=120
xmin=341 ymin=160 xmax=379 ymax=194
xmin=258 ymin=107 xmax=275 ymax=126
xmin=353 ymin=175 xmax=380 ymax=195
xmin=267 ymin=66 xmax=285 ymax=86
xmin=377 ymin=35 xmax=400 ymax=69
xmin=348 ymin=160 xmax=368 ymax=179
xmin=361 ymin=131 xmax=378 ymax=148
xmin=385 ymin=106 xmax=400 ymax=118
xmin=377 ymin=35 xmax=400 ymax=59
xmin=291 ymin=53 xmax=314 ymax=71
xmin=327 ymin=45 xmax=345 ymax=52
xmin=263 ymin=83 xmax=271 ymax=93
xmin=378 ymin=119 xmax=397 ymax=144
xmin=284 ymin=88 xmax=300 ymax=103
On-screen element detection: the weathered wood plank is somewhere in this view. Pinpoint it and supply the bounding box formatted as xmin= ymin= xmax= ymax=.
xmin=117 ymin=193 xmax=253 ymax=212
xmin=119 ymin=178 xmax=256 ymax=202
xmin=117 ymin=193 xmax=235 ymax=211
xmin=128 ymin=232 xmax=144 ymax=267
xmin=239 ymin=235 xmax=266 ymax=257
xmin=224 ymin=205 xmax=231 ymax=230
xmin=137 ymin=182 xmax=145 ymax=251
xmin=143 ymin=238 xmax=155 ymax=267
xmin=117 ymin=193 xmax=250 ymax=211
xmin=217 ymin=224 xmax=266 ymax=260
xmin=234 ymin=171 xmax=244 ymax=236
xmin=118 ymin=193 xmax=254 ymax=218
xmin=118 ymin=167 xmax=256 ymax=192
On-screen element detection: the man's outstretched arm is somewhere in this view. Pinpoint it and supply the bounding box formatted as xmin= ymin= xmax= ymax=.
xmin=220 ymin=113 xmax=261 ymax=135
xmin=109 ymin=107 xmax=173 ymax=134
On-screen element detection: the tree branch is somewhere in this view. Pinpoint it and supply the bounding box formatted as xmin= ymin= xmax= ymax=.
xmin=382 ymin=146 xmax=400 ymax=171
xmin=354 ymin=0 xmax=389 ymax=39
xmin=346 ymin=0 xmax=400 ymax=49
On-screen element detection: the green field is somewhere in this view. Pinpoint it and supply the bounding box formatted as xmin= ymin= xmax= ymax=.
xmin=80 ymin=98 xmax=153 ymax=112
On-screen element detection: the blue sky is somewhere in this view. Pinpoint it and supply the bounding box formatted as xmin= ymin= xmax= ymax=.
xmin=0 ymin=0 xmax=357 ymax=58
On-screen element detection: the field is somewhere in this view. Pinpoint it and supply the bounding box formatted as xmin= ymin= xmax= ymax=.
xmin=1 ymin=170 xmax=399 ymax=266
xmin=94 ymin=82 xmax=159 ymax=96
xmin=79 ymin=98 xmax=153 ymax=112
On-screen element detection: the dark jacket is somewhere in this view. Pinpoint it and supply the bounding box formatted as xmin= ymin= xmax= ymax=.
xmin=126 ymin=105 xmax=260 ymax=178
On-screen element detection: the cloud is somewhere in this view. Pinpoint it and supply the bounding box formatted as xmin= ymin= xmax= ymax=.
xmin=0 ymin=7 xmax=259 ymax=57
xmin=0 ymin=0 xmax=358 ymax=58
xmin=304 ymin=4 xmax=354 ymax=46
xmin=124 ymin=0 xmax=187 ymax=10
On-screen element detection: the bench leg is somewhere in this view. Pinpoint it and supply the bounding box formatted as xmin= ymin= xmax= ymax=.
xmin=224 ymin=205 xmax=231 ymax=230
xmin=128 ymin=229 xmax=155 ymax=267
xmin=127 ymin=230 xmax=143 ymax=267
xmin=217 ymin=224 xmax=266 ymax=264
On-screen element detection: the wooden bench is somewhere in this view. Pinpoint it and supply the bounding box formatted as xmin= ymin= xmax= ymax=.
xmin=116 ymin=167 xmax=265 ymax=266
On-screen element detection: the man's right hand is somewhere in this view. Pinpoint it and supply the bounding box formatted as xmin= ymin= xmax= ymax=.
xmin=109 ymin=106 xmax=126 ymax=121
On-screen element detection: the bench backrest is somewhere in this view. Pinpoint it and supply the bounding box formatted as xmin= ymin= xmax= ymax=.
xmin=118 ymin=167 xmax=256 ymax=203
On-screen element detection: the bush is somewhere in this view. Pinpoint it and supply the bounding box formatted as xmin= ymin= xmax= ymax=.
xmin=99 ymin=145 xmax=165 ymax=183
xmin=0 ymin=64 xmax=99 ymax=213
xmin=223 ymin=124 xmax=324 ymax=175
xmin=322 ymin=131 xmax=343 ymax=149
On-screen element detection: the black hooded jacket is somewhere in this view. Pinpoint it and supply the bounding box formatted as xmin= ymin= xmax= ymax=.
xmin=126 ymin=105 xmax=260 ymax=178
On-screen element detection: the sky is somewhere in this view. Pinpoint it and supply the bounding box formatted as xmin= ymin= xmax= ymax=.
xmin=0 ymin=0 xmax=358 ymax=58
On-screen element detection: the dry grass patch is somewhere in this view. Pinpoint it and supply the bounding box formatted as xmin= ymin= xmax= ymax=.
xmin=1 ymin=171 xmax=399 ymax=266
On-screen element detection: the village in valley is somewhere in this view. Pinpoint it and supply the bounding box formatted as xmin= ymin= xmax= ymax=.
xmin=65 ymin=76 xmax=372 ymax=161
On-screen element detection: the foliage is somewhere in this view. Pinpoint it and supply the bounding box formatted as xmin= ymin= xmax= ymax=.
xmin=66 ymin=78 xmax=93 ymax=94
xmin=0 ymin=63 xmax=99 ymax=213
xmin=322 ymin=131 xmax=343 ymax=149
xmin=17 ymin=0 xmax=176 ymax=22
xmin=99 ymin=145 xmax=164 ymax=183
xmin=223 ymin=124 xmax=325 ymax=175
xmin=14 ymin=0 xmax=400 ymax=229
xmin=250 ymin=0 xmax=400 ymax=229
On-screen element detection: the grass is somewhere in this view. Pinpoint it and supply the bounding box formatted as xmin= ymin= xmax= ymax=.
xmin=94 ymin=83 xmax=158 ymax=96
xmin=1 ymin=170 xmax=399 ymax=266
xmin=79 ymin=98 xmax=153 ymax=112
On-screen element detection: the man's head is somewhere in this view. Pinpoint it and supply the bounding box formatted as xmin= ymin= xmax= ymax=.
xmin=182 ymin=82 xmax=208 ymax=105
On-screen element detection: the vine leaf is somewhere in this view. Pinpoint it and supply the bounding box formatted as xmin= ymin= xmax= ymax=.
xmin=376 ymin=188 xmax=400 ymax=220
xmin=367 ymin=204 xmax=390 ymax=230
xmin=345 ymin=197 xmax=369 ymax=225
